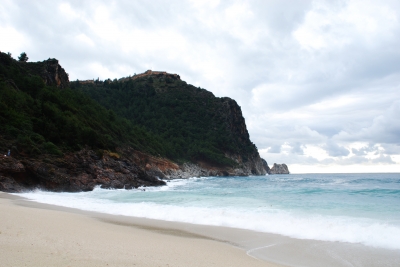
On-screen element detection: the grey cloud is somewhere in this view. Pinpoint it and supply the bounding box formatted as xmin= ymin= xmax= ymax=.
xmin=337 ymin=155 xmax=396 ymax=165
xmin=371 ymin=155 xmax=396 ymax=164
xmin=291 ymin=142 xmax=304 ymax=155
xmin=323 ymin=140 xmax=350 ymax=157
xmin=351 ymin=144 xmax=378 ymax=156
xmin=381 ymin=144 xmax=400 ymax=155
xmin=335 ymin=101 xmax=400 ymax=144
xmin=267 ymin=145 xmax=281 ymax=153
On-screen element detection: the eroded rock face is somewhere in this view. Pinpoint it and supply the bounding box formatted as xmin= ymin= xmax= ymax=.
xmin=26 ymin=58 xmax=69 ymax=89
xmin=0 ymin=149 xmax=165 ymax=193
xmin=270 ymin=163 xmax=290 ymax=174
xmin=42 ymin=59 xmax=69 ymax=88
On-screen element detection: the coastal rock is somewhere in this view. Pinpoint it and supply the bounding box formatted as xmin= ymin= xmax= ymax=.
xmin=269 ymin=163 xmax=290 ymax=174
xmin=0 ymin=149 xmax=165 ymax=193
xmin=103 ymin=146 xmax=268 ymax=181
xmin=150 ymin=160 xmax=264 ymax=179
xmin=0 ymin=175 xmax=26 ymax=193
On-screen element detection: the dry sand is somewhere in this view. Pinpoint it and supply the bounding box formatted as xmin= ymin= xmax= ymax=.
xmin=0 ymin=192 xmax=284 ymax=267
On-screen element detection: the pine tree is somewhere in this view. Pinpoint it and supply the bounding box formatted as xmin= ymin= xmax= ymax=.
xmin=18 ymin=52 xmax=28 ymax=62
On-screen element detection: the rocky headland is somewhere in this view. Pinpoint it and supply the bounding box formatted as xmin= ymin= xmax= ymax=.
xmin=0 ymin=52 xmax=288 ymax=193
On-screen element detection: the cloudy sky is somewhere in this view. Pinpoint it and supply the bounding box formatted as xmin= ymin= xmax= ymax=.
xmin=1 ymin=0 xmax=400 ymax=173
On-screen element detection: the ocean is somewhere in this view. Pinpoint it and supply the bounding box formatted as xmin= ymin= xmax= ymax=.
xmin=16 ymin=173 xmax=400 ymax=251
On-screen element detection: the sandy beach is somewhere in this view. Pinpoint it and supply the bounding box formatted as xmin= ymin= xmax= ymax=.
xmin=2 ymin=191 xmax=400 ymax=267
xmin=0 ymin=192 xmax=284 ymax=267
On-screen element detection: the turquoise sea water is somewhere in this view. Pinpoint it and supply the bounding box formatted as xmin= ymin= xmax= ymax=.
xmin=18 ymin=173 xmax=400 ymax=250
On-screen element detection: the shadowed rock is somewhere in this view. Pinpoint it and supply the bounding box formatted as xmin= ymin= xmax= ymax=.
xmin=0 ymin=149 xmax=165 ymax=193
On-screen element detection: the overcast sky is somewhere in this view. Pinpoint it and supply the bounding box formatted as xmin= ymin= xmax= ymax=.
xmin=1 ymin=0 xmax=400 ymax=173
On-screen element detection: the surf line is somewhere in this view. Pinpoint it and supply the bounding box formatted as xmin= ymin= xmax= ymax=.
xmin=246 ymin=244 xmax=276 ymax=259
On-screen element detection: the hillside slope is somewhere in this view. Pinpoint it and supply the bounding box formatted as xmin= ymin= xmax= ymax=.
xmin=0 ymin=53 xmax=267 ymax=192
xmin=73 ymin=71 xmax=265 ymax=175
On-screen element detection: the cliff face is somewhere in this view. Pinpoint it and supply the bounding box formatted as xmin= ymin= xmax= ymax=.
xmin=219 ymin=98 xmax=266 ymax=175
xmin=26 ymin=58 xmax=69 ymax=88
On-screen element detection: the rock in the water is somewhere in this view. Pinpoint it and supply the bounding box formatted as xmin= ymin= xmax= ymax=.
xmin=269 ymin=163 xmax=289 ymax=174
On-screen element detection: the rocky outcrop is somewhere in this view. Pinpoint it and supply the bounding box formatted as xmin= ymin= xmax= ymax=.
xmin=121 ymin=149 xmax=259 ymax=179
xmin=142 ymin=161 xmax=243 ymax=179
xmin=26 ymin=58 xmax=69 ymax=88
xmin=269 ymin=163 xmax=290 ymax=174
xmin=0 ymin=149 xmax=165 ymax=193
xmin=142 ymin=158 xmax=265 ymax=179
xmin=118 ymin=70 xmax=180 ymax=83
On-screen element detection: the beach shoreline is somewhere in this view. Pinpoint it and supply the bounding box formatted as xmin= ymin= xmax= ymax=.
xmin=0 ymin=192 xmax=285 ymax=267
xmin=1 ymin=191 xmax=400 ymax=267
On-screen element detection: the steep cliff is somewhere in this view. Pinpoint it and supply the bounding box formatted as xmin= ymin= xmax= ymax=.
xmin=75 ymin=71 xmax=267 ymax=176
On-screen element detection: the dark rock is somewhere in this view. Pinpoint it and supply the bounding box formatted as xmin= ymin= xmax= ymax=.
xmin=0 ymin=148 xmax=165 ymax=193
xmin=0 ymin=175 xmax=25 ymax=193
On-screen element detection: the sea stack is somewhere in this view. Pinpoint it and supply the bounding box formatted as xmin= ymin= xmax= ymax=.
xmin=269 ymin=163 xmax=290 ymax=174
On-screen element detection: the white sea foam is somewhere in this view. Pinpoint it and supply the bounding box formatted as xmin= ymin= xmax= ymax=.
xmin=17 ymin=187 xmax=400 ymax=251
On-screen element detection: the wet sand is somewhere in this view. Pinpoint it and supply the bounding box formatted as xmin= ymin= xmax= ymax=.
xmin=1 ymin=192 xmax=399 ymax=267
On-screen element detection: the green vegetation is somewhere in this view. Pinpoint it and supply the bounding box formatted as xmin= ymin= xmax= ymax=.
xmin=72 ymin=74 xmax=257 ymax=166
xmin=0 ymin=52 xmax=165 ymax=157
xmin=18 ymin=52 xmax=28 ymax=62
xmin=0 ymin=52 xmax=257 ymax=167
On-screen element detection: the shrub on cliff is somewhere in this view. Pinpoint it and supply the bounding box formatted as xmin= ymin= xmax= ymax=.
xmin=18 ymin=52 xmax=28 ymax=62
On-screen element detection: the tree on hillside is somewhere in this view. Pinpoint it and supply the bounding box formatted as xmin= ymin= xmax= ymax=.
xmin=18 ymin=52 xmax=28 ymax=62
